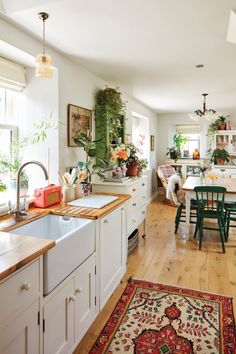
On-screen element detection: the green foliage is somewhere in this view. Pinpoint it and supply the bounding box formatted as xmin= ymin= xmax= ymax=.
xmin=0 ymin=115 xmax=56 ymax=180
xmin=210 ymin=148 xmax=230 ymax=164
xmin=173 ymin=134 xmax=187 ymax=150
xmin=207 ymin=115 xmax=229 ymax=135
xmin=95 ymin=86 xmax=126 ymax=160
xmin=126 ymin=143 xmax=140 ymax=166
xmin=139 ymin=158 xmax=148 ymax=170
xmin=74 ymin=132 xmax=111 ymax=181
xmin=0 ymin=181 xmax=7 ymax=192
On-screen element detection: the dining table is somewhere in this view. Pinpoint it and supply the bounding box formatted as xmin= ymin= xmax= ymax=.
xmin=182 ymin=176 xmax=236 ymax=238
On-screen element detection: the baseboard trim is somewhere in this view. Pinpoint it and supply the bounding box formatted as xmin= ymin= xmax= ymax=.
xmin=147 ymin=191 xmax=158 ymax=205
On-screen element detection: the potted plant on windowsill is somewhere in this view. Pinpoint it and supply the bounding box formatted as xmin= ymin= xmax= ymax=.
xmin=210 ymin=148 xmax=230 ymax=165
xmin=218 ymin=116 xmax=227 ymax=130
xmin=166 ymin=147 xmax=178 ymax=160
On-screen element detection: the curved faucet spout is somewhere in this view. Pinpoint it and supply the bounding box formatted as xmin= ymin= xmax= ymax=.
xmin=15 ymin=160 xmax=49 ymax=220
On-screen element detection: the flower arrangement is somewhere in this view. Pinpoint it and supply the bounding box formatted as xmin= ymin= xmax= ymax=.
xmin=110 ymin=144 xmax=129 ymax=165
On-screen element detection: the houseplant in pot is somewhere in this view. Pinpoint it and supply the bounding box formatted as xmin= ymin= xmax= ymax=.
xmin=210 ymin=148 xmax=230 ymax=165
xmin=125 ymin=143 xmax=140 ymax=177
xmin=138 ymin=158 xmax=148 ymax=176
xmin=218 ymin=116 xmax=227 ymax=130
xmin=166 ymin=147 xmax=178 ymax=160
xmin=74 ymin=131 xmax=111 ymax=195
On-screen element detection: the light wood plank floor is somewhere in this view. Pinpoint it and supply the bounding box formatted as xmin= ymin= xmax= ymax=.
xmin=74 ymin=196 xmax=236 ymax=353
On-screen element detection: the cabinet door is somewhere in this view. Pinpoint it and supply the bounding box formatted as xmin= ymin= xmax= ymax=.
xmin=215 ymin=133 xmax=230 ymax=151
xmin=99 ymin=208 xmax=123 ymax=309
xmin=74 ymin=256 xmax=96 ymax=345
xmin=43 ymin=280 xmax=74 ymax=354
xmin=0 ymin=300 xmax=39 ymax=354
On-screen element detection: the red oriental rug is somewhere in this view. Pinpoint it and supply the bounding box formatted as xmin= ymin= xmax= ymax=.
xmin=90 ymin=278 xmax=236 ymax=353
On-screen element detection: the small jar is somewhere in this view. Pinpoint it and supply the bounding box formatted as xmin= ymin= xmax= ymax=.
xmin=193 ymin=149 xmax=200 ymax=160
xmin=62 ymin=186 xmax=75 ymax=202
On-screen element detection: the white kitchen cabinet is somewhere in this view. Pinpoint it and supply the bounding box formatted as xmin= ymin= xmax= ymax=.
xmin=0 ymin=258 xmax=41 ymax=354
xmin=74 ymin=256 xmax=96 ymax=345
xmin=43 ymin=280 xmax=74 ymax=354
xmin=98 ymin=207 xmax=125 ymax=310
xmin=0 ymin=300 xmax=40 ymax=354
xmin=43 ymin=254 xmax=96 ymax=354
xmin=93 ymin=176 xmax=147 ymax=236
xmin=212 ymin=130 xmax=236 ymax=154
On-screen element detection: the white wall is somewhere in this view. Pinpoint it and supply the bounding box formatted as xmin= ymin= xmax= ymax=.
xmin=22 ymin=67 xmax=58 ymax=192
xmin=0 ymin=16 xmax=159 ymax=198
xmin=157 ymin=111 xmax=236 ymax=166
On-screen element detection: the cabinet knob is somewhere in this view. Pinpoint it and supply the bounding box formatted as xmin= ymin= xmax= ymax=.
xmin=75 ymin=288 xmax=82 ymax=295
xmin=142 ymin=196 xmax=146 ymax=199
xmin=142 ymin=210 xmax=145 ymax=214
xmin=104 ymin=219 xmax=109 ymax=224
xmin=132 ymin=203 xmax=136 ymax=206
xmin=68 ymin=295 xmax=75 ymax=302
xmin=21 ymin=282 xmax=31 ymax=291
xmin=133 ymin=188 xmax=136 ymax=192
xmin=142 ymin=183 xmax=145 ymax=186
xmin=132 ymin=219 xmax=136 ymax=223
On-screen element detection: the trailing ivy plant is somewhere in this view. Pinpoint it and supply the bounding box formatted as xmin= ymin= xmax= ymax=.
xmin=95 ymin=86 xmax=126 ymax=160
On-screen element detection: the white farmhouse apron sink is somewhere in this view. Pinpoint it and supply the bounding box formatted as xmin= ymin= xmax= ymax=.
xmin=11 ymin=215 xmax=95 ymax=294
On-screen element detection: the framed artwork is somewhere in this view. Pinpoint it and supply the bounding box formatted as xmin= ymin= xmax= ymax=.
xmin=183 ymin=150 xmax=189 ymax=158
xmin=150 ymin=135 xmax=155 ymax=151
xmin=68 ymin=104 xmax=92 ymax=147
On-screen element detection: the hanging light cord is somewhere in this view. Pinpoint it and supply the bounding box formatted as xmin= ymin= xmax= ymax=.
xmin=42 ymin=18 xmax=46 ymax=54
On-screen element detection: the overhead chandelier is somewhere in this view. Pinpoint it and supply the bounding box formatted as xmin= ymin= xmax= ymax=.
xmin=189 ymin=93 xmax=218 ymax=122
xmin=36 ymin=12 xmax=53 ymax=78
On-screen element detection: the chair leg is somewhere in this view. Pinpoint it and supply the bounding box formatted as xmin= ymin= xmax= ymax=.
xmin=226 ymin=211 xmax=231 ymax=242
xmin=175 ymin=205 xmax=182 ymax=234
xmin=219 ymin=218 xmax=226 ymax=253
xmin=194 ymin=218 xmax=199 ymax=239
xmin=199 ymin=218 xmax=203 ymax=250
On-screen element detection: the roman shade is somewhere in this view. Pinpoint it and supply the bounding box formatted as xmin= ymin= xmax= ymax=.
xmin=0 ymin=57 xmax=26 ymax=92
xmin=176 ymin=124 xmax=200 ymax=134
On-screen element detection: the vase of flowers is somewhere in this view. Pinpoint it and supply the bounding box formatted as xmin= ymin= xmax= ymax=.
xmin=110 ymin=144 xmax=129 ymax=177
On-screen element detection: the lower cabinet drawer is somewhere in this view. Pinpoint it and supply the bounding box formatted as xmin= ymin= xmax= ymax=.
xmin=0 ymin=259 xmax=40 ymax=325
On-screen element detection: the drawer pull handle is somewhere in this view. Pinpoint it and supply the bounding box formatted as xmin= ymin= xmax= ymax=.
xmin=104 ymin=219 xmax=109 ymax=224
xmin=68 ymin=295 xmax=75 ymax=302
xmin=133 ymin=188 xmax=136 ymax=192
xmin=132 ymin=203 xmax=136 ymax=206
xmin=142 ymin=211 xmax=145 ymax=214
xmin=21 ymin=283 xmax=31 ymax=291
xmin=132 ymin=219 xmax=136 ymax=223
xmin=75 ymin=288 xmax=82 ymax=295
xmin=142 ymin=196 xmax=146 ymax=199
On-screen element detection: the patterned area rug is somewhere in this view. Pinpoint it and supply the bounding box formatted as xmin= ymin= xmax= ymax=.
xmin=90 ymin=278 xmax=236 ymax=353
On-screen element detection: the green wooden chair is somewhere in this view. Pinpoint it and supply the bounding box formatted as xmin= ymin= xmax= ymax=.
xmin=175 ymin=200 xmax=198 ymax=234
xmin=223 ymin=202 xmax=236 ymax=241
xmin=194 ymin=186 xmax=226 ymax=253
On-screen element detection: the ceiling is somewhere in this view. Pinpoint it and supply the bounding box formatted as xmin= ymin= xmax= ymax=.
xmin=1 ymin=0 xmax=236 ymax=113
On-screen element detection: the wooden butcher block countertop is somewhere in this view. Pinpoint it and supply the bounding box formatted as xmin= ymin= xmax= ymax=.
xmin=0 ymin=193 xmax=130 ymax=281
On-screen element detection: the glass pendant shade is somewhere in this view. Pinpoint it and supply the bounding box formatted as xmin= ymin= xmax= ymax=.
xmin=36 ymin=12 xmax=52 ymax=78
xmin=36 ymin=54 xmax=52 ymax=78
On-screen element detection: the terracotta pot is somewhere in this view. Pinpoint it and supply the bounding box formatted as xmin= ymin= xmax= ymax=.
xmin=218 ymin=124 xmax=226 ymax=130
xmin=216 ymin=157 xmax=224 ymax=165
xmin=126 ymin=162 xmax=139 ymax=177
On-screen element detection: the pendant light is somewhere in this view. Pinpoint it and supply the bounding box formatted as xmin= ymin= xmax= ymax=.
xmin=189 ymin=93 xmax=218 ymax=122
xmin=36 ymin=12 xmax=52 ymax=78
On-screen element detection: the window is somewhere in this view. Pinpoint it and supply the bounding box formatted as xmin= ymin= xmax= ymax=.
xmin=132 ymin=112 xmax=150 ymax=166
xmin=0 ymin=88 xmax=23 ymax=210
xmin=176 ymin=125 xmax=200 ymax=157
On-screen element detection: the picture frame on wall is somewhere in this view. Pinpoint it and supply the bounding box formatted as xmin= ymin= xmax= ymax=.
xmin=150 ymin=135 xmax=155 ymax=151
xmin=67 ymin=104 xmax=92 ymax=147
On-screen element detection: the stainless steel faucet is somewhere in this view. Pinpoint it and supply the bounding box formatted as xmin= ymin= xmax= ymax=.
xmin=11 ymin=160 xmax=49 ymax=220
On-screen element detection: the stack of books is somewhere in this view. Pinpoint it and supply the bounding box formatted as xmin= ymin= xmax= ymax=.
xmin=103 ymin=176 xmax=130 ymax=183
